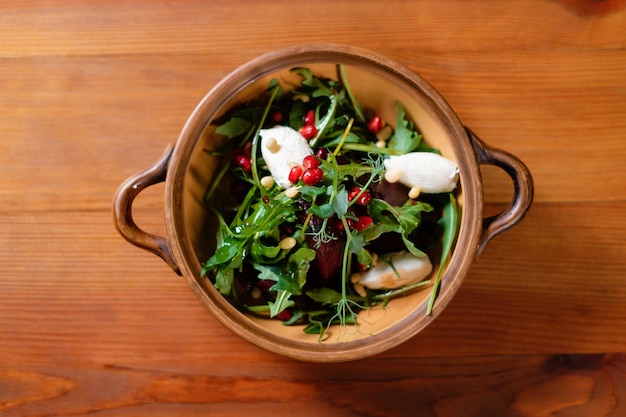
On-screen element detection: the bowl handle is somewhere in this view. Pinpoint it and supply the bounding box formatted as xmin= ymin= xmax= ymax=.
xmin=113 ymin=145 xmax=181 ymax=274
xmin=465 ymin=127 xmax=534 ymax=254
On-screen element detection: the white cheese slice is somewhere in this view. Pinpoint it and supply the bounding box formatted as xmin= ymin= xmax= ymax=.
xmin=383 ymin=152 xmax=459 ymax=193
xmin=353 ymin=250 xmax=433 ymax=290
xmin=259 ymin=126 xmax=313 ymax=188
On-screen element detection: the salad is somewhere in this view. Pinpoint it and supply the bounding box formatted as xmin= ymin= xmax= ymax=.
xmin=201 ymin=66 xmax=459 ymax=338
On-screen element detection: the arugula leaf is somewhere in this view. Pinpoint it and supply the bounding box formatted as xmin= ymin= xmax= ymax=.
xmin=337 ymin=64 xmax=366 ymax=123
xmin=216 ymin=117 xmax=252 ymax=139
xmin=255 ymin=247 xmax=315 ymax=317
xmin=306 ymin=287 xmax=365 ymax=305
xmin=363 ymin=199 xmax=433 ymax=257
xmin=426 ymin=193 xmax=459 ymax=315
xmin=269 ymin=290 xmax=294 ymax=317
xmin=287 ymin=247 xmax=316 ymax=290
xmin=214 ymin=267 xmax=234 ymax=295
xmin=310 ymin=94 xmax=337 ymax=147
xmin=387 ymin=103 xmax=423 ymax=153
xmin=250 ymin=237 xmax=282 ymax=263
xmin=289 ymin=100 xmax=306 ymax=129
xmin=291 ymin=67 xmax=334 ymax=98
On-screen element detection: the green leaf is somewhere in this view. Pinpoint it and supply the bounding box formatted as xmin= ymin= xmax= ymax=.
xmin=426 ymin=193 xmax=459 ymax=315
xmin=216 ymin=117 xmax=252 ymax=139
xmin=306 ymin=287 xmax=344 ymax=304
xmin=288 ymin=247 xmax=316 ymax=290
xmin=250 ymin=237 xmax=282 ymax=263
xmin=348 ymin=233 xmax=366 ymax=255
xmin=291 ymin=67 xmax=334 ymax=97
xmin=289 ymin=100 xmax=306 ymax=129
xmin=388 ymin=103 xmax=423 ymax=153
xmin=269 ymin=289 xmax=294 ymax=317
xmin=363 ymin=199 xmax=432 ymax=257
xmin=310 ymin=94 xmax=337 ymax=147
xmin=309 ymin=203 xmax=335 ymax=219
xmin=254 ymin=263 xmax=282 ymax=282
xmin=307 ymin=287 xmax=365 ymax=305
xmin=299 ymin=185 xmax=328 ymax=200
xmin=332 ymin=188 xmax=349 ymax=217
xmin=337 ymin=64 xmax=366 ymax=123
xmin=214 ymin=267 xmax=234 ymax=295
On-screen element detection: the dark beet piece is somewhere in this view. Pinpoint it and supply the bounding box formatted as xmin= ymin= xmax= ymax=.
xmin=294 ymin=200 xmax=345 ymax=286
xmin=369 ymin=179 xmax=410 ymax=207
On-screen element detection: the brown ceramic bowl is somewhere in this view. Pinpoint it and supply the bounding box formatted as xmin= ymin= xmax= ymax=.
xmin=113 ymin=44 xmax=533 ymax=362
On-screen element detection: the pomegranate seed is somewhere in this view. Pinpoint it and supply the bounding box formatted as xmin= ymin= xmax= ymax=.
xmin=367 ymin=116 xmax=383 ymax=133
xmin=302 ymin=155 xmax=320 ymax=170
xmin=302 ymin=167 xmax=324 ymax=185
xmin=354 ymin=216 xmax=373 ymax=231
xmin=299 ymin=124 xmax=318 ymax=140
xmin=303 ymin=109 xmax=315 ymax=126
xmin=256 ymin=279 xmax=274 ymax=291
xmin=348 ymin=186 xmax=361 ymax=201
xmin=357 ymin=191 xmax=372 ymax=206
xmin=288 ymin=165 xmax=303 ymax=183
xmin=276 ymin=309 xmax=293 ymax=321
xmin=315 ymin=147 xmax=329 ymax=160
xmin=271 ymin=110 xmax=284 ymax=123
xmin=357 ymin=261 xmax=370 ymax=271
xmin=236 ymin=154 xmax=251 ymax=172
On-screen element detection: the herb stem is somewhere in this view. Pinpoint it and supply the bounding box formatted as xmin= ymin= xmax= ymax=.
xmin=250 ymin=85 xmax=280 ymax=199
xmin=337 ymin=64 xmax=366 ymax=124
xmin=333 ymin=118 xmax=354 ymax=156
xmin=372 ymin=279 xmax=432 ymax=301
xmin=203 ymin=161 xmax=231 ymax=204
xmin=340 ymin=143 xmax=402 ymax=155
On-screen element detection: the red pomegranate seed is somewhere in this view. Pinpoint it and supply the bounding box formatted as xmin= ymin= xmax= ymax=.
xmin=243 ymin=142 xmax=252 ymax=156
xmin=315 ymin=147 xmax=329 ymax=160
xmin=367 ymin=115 xmax=383 ymax=133
xmin=348 ymin=186 xmax=360 ymax=201
xmin=288 ymin=165 xmax=303 ymax=183
xmin=256 ymin=279 xmax=274 ymax=291
xmin=236 ymin=154 xmax=251 ymax=172
xmin=299 ymin=124 xmax=318 ymax=140
xmin=303 ymin=109 xmax=315 ymax=126
xmin=347 ymin=186 xmax=371 ymax=206
xmin=271 ymin=110 xmax=284 ymax=123
xmin=357 ymin=191 xmax=372 ymax=206
xmin=276 ymin=309 xmax=293 ymax=321
xmin=302 ymin=167 xmax=324 ymax=185
xmin=354 ymin=216 xmax=373 ymax=231
xmin=302 ymin=155 xmax=320 ymax=170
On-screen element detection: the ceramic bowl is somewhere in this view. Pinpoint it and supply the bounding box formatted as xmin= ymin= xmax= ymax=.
xmin=113 ymin=44 xmax=533 ymax=362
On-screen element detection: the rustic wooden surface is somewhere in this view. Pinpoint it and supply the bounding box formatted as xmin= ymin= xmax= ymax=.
xmin=2 ymin=0 xmax=626 ymax=415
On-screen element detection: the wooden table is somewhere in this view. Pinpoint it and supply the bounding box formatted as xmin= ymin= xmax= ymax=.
xmin=2 ymin=1 xmax=625 ymax=415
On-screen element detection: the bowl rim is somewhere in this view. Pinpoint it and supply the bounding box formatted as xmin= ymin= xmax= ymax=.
xmin=164 ymin=43 xmax=483 ymax=362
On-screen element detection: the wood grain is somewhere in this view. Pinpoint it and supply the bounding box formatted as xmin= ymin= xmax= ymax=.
xmin=2 ymin=355 xmax=625 ymax=416
xmin=1 ymin=0 xmax=626 ymax=415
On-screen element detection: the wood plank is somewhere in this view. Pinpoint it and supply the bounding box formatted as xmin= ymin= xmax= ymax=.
xmin=2 ymin=0 xmax=625 ymax=58
xmin=1 ymin=354 xmax=625 ymax=416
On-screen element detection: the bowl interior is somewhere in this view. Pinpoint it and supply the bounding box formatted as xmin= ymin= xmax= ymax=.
xmin=168 ymin=46 xmax=480 ymax=361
